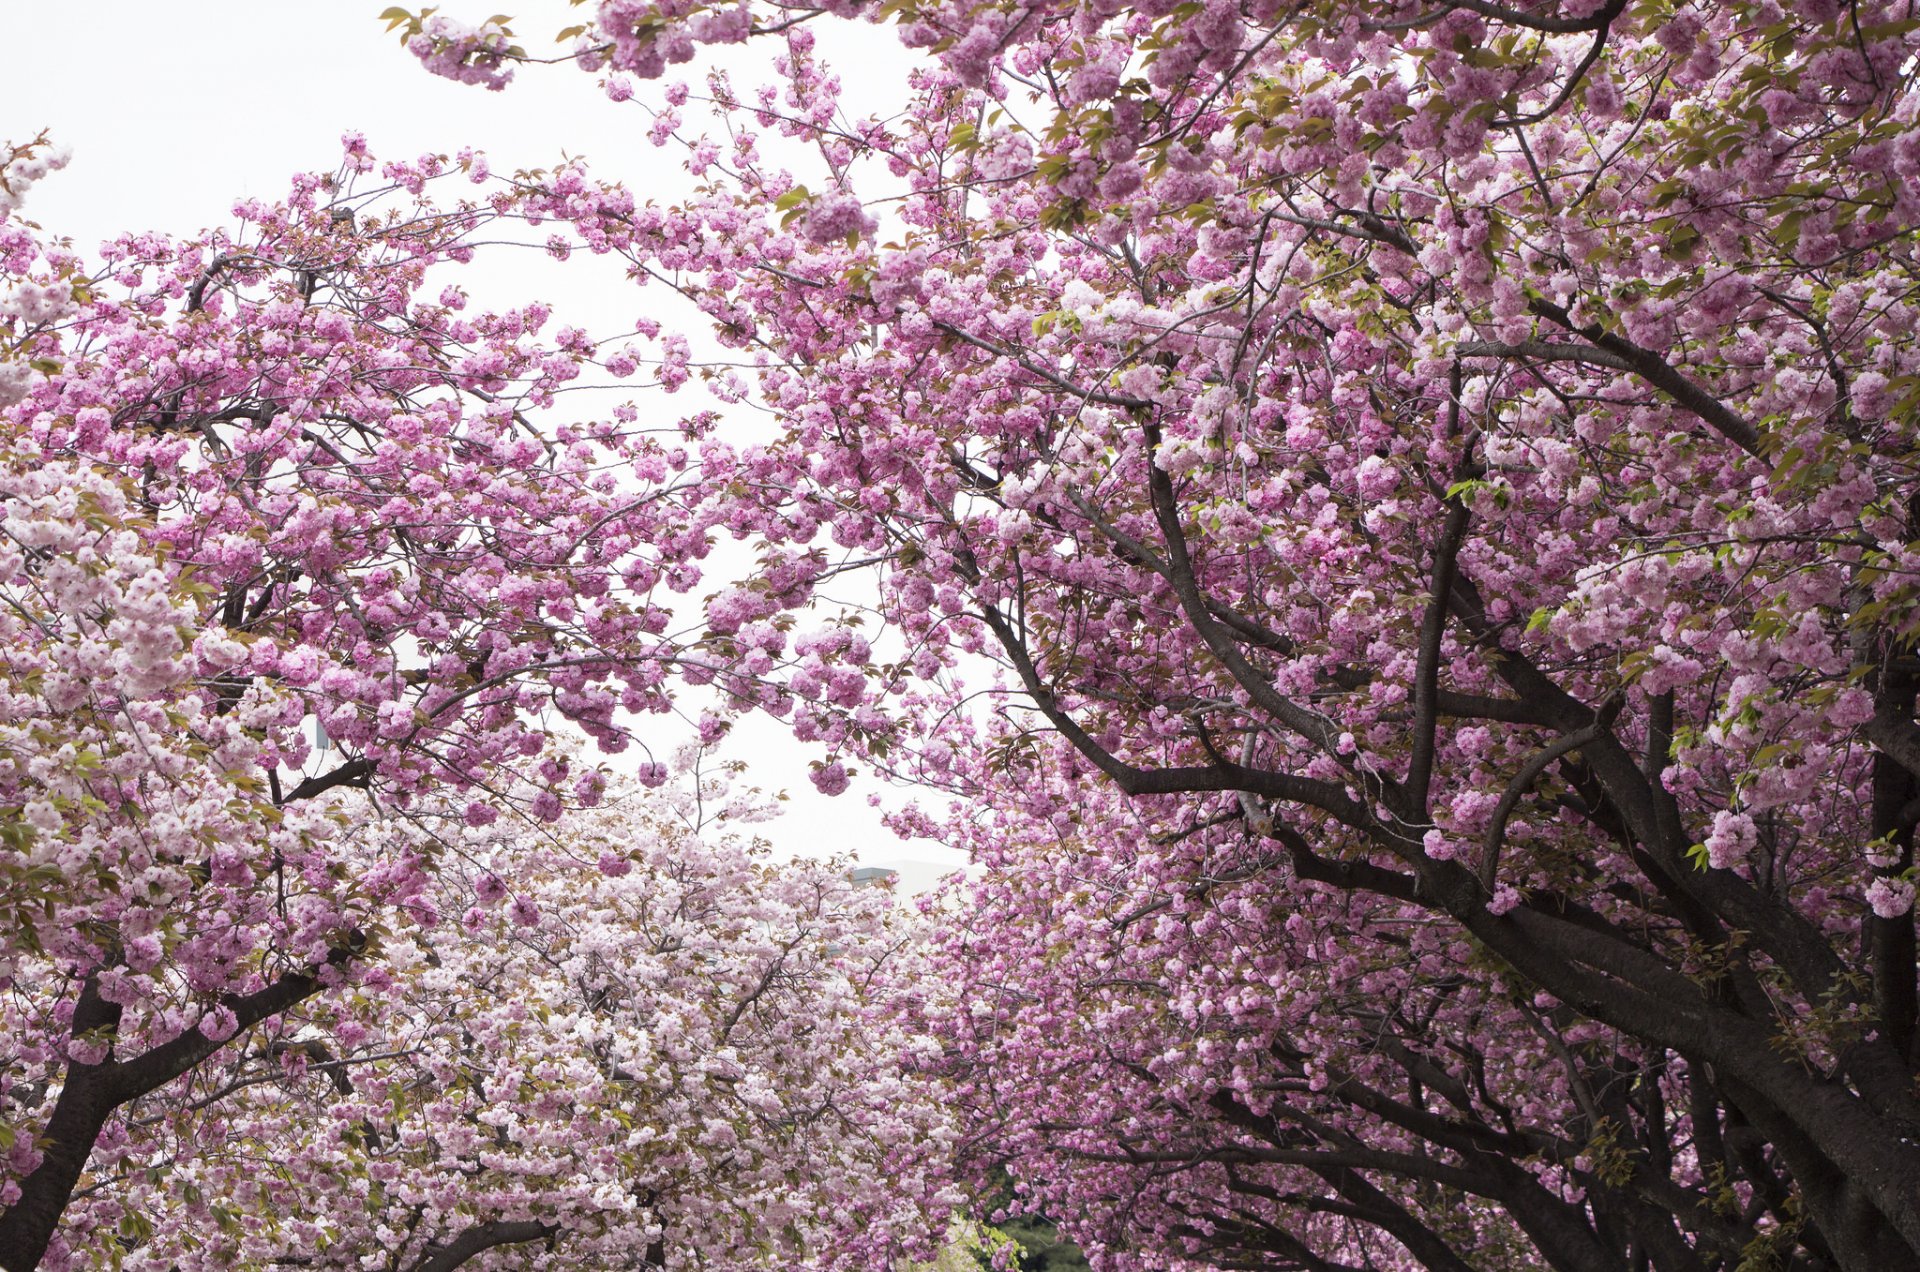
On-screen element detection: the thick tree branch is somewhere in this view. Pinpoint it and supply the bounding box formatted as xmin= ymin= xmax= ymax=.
xmin=0 ymin=941 xmax=362 ymax=1270
xmin=282 ymin=755 xmax=376 ymax=805
xmin=1407 ymin=362 xmax=1472 ymax=813
xmin=974 ymin=600 xmax=1372 ymax=820
xmin=109 ymin=942 xmax=363 ymax=1103
xmin=1437 ymin=0 xmax=1629 ymax=33
xmin=1491 ymin=0 xmax=1628 ymax=127
xmin=1524 ymin=298 xmax=1764 ymax=456
xmin=1139 ymin=417 xmax=1362 ymax=770
xmin=1868 ymin=705 xmax=1920 ymax=781
xmin=410 ymin=1220 xmax=560 ymax=1272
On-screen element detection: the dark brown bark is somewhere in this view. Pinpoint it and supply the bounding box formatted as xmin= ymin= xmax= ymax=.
xmin=1870 ymin=670 xmax=1919 ymax=1065
xmin=0 ymin=944 xmax=360 ymax=1271
xmin=410 ymin=1220 xmax=559 ymax=1272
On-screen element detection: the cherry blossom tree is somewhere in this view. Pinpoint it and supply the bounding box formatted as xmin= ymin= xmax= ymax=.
xmin=0 ymin=132 xmax=775 ymax=1266
xmin=48 ymin=772 xmax=955 ymax=1270
xmin=396 ymin=1 xmax=1920 ymax=1267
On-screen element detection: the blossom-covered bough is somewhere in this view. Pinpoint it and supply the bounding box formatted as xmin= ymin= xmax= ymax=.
xmin=393 ymin=0 xmax=1920 ymax=1267
xmin=0 ymin=130 xmax=904 ymax=1267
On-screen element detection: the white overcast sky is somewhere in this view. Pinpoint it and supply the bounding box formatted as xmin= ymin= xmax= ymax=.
xmin=0 ymin=2 xmax=967 ymax=890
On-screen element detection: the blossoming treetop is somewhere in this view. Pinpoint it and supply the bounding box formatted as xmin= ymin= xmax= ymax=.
xmin=394 ymin=0 xmax=1920 ymax=1267
xmin=51 ymin=776 xmax=956 ymax=1269
xmin=0 ymin=131 xmax=807 ymax=1267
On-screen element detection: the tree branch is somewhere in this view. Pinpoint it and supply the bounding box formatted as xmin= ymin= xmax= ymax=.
xmin=1480 ymin=703 xmax=1617 ymax=891
xmin=410 ymin=1220 xmax=560 ymax=1272
xmin=282 ymin=756 xmax=376 ymax=805
xmin=1524 ymin=298 xmax=1764 ymax=456
xmin=1407 ymin=362 xmax=1472 ymax=813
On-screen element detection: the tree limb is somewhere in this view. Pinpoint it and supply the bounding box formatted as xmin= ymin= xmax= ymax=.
xmin=410 ymin=1220 xmax=560 ymax=1272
